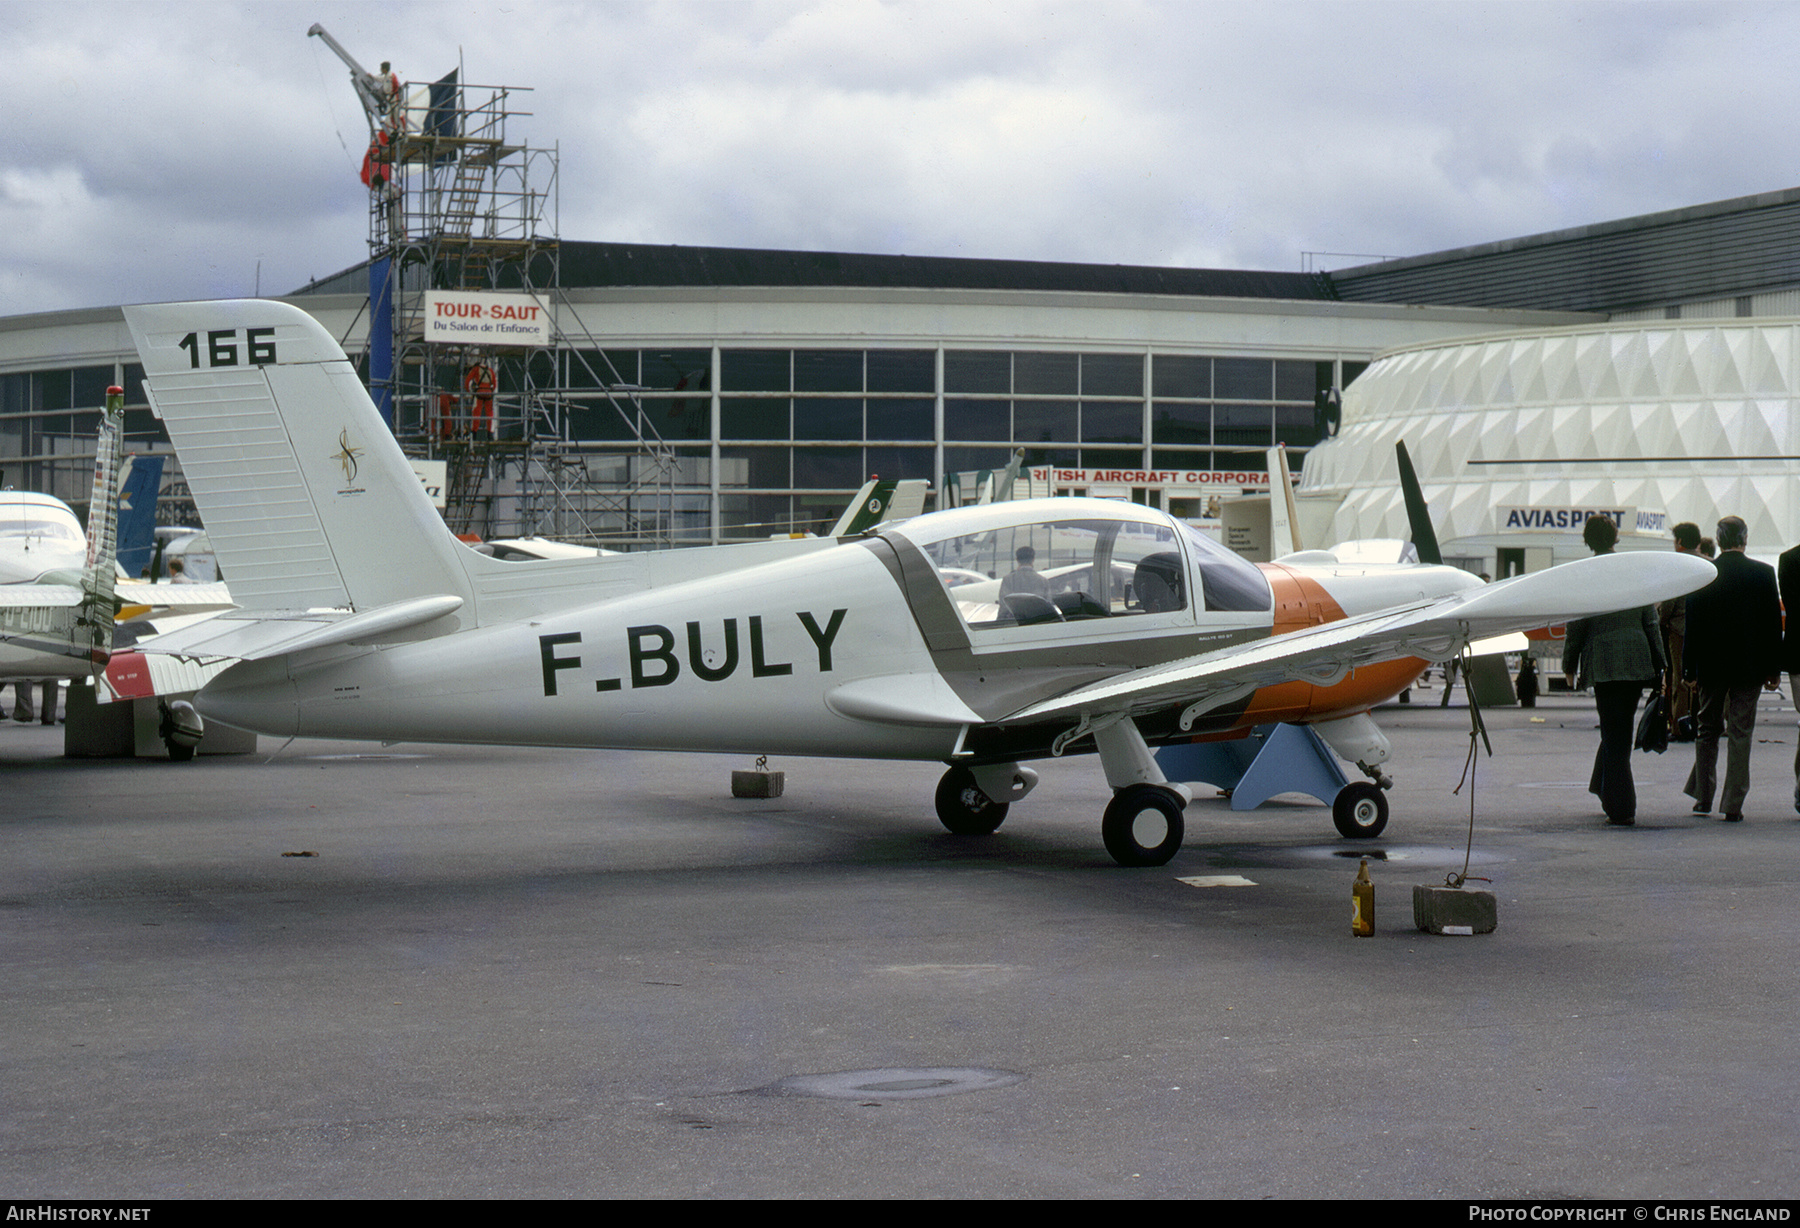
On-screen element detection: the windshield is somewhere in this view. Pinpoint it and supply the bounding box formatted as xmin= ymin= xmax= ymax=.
xmin=1176 ymin=521 xmax=1271 ymax=611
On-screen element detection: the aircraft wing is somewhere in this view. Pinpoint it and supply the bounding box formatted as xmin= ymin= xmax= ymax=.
xmin=1000 ymin=550 xmax=1716 ymax=728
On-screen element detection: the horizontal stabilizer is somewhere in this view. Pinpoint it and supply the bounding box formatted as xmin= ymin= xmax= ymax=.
xmin=98 ymin=651 xmax=237 ymax=704
xmin=132 ymin=594 xmax=463 ymax=663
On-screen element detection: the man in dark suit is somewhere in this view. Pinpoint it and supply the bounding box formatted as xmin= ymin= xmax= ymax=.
xmin=1661 ymin=521 xmax=1702 ymax=738
xmin=1778 ymin=539 xmax=1800 ymax=811
xmin=1685 ymin=516 xmax=1782 ymax=820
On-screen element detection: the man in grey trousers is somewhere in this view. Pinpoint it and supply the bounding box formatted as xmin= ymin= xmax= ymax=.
xmin=1684 ymin=516 xmax=1781 ymax=821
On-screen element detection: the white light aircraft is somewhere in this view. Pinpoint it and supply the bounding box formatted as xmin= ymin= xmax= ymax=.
xmin=123 ymin=302 xmax=1715 ymax=864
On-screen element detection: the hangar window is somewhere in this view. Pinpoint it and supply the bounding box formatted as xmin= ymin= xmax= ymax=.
xmin=944 ymin=399 xmax=1010 ymax=441
xmin=1214 ymin=358 xmax=1272 ymax=400
xmin=1153 ymin=356 xmax=1210 ymax=398
xmin=1081 ymin=353 xmax=1143 ymax=397
xmin=1081 ymin=401 xmax=1142 ymax=443
xmin=793 ymin=398 xmax=862 ymax=440
xmin=867 ymin=350 xmax=935 ymax=393
xmin=793 ymin=446 xmax=863 ymax=489
xmin=1014 ymin=352 xmax=1079 ymax=395
xmin=1152 ymin=402 xmax=1210 ymax=445
xmin=722 ymin=398 xmax=790 ymax=440
xmin=721 ymin=350 xmax=790 ymax=392
xmin=945 ymin=351 xmax=1011 ymax=394
xmin=866 ymin=399 xmax=933 ymax=441
xmin=1013 ymin=399 xmax=1076 ymax=443
xmin=794 ymin=350 xmax=861 ymax=392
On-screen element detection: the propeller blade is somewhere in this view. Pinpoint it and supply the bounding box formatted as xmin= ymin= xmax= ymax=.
xmin=1396 ymin=440 xmax=1442 ymax=566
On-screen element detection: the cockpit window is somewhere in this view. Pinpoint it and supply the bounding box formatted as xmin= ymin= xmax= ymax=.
xmin=917 ymin=517 xmax=1189 ymax=628
xmin=1177 ymin=521 xmax=1272 ymax=611
xmin=0 ymin=513 xmax=83 ymax=546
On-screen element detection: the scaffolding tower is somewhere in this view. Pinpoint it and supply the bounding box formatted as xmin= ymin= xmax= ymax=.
xmin=315 ymin=28 xmax=681 ymax=548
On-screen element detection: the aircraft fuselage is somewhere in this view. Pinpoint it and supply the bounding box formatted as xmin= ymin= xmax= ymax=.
xmin=194 ymin=531 xmax=1478 ymax=761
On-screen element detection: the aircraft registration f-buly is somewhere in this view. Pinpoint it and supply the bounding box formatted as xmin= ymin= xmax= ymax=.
xmin=122 ymin=301 xmax=1715 ymax=865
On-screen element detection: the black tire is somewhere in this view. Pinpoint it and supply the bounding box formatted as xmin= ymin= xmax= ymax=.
xmin=1101 ymin=785 xmax=1185 ymax=867
xmin=935 ymin=766 xmax=1009 ymax=835
xmin=164 ymin=738 xmax=197 ymax=763
xmin=1332 ymin=781 xmax=1389 ymax=839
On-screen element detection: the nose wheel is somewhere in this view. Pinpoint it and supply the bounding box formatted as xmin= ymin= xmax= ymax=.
xmin=1101 ymin=785 xmax=1186 ymax=866
xmin=1332 ymin=780 xmax=1389 ymax=839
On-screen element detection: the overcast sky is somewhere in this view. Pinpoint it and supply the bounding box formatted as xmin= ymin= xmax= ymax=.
xmin=3 ymin=0 xmax=1796 ymax=316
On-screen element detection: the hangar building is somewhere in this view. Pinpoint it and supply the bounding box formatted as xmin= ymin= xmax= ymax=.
xmin=5 ymin=186 xmax=1800 ymax=563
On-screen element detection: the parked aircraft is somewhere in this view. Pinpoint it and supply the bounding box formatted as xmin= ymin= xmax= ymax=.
xmin=0 ymin=491 xmax=88 ymax=585
xmin=122 ymin=301 xmax=1714 ymax=864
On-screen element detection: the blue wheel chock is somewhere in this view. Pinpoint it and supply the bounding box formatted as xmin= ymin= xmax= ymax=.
xmin=1154 ymin=723 xmax=1351 ymax=811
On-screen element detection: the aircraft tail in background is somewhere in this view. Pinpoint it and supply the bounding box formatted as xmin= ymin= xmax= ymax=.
xmin=0 ymin=386 xmax=127 ymax=672
xmin=116 ymin=454 xmax=165 ymax=580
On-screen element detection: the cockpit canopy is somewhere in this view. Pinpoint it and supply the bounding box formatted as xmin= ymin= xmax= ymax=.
xmin=890 ymin=499 xmax=1269 ymax=631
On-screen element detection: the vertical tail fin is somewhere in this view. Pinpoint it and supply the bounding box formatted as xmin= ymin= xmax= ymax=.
xmin=123 ymin=301 xmax=474 ymax=619
xmin=115 ymin=454 xmax=164 ymax=579
xmin=1265 ymin=443 xmax=1302 ymax=557
xmin=76 ymin=387 xmax=126 ymax=664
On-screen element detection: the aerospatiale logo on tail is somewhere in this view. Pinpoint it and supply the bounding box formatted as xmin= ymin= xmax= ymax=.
xmin=332 ymin=428 xmax=367 ymax=495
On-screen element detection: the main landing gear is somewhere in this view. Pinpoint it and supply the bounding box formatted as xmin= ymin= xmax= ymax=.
xmin=1101 ymin=784 xmax=1185 ymax=867
xmin=935 ymin=766 xmax=1009 ymax=835
xmin=158 ymin=699 xmax=204 ymax=762
xmin=935 ymin=716 xmax=1194 ymax=868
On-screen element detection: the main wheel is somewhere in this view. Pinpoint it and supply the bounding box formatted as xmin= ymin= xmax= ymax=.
xmin=1332 ymin=781 xmax=1389 ymax=839
xmin=935 ymin=766 xmax=1009 ymax=835
xmin=158 ymin=700 xmax=202 ymax=763
xmin=1101 ymin=785 xmax=1186 ymax=867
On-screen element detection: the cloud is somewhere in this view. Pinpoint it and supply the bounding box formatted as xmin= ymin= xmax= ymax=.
xmin=3 ymin=0 xmax=1800 ymax=314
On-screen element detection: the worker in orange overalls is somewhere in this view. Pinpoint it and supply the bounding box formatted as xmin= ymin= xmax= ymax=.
xmin=463 ymin=362 xmax=495 ymax=439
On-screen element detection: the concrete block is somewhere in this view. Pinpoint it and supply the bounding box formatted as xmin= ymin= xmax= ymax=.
xmin=732 ymin=770 xmax=785 ymax=799
xmin=1413 ymin=884 xmax=1498 ymax=934
xmin=63 ymin=682 xmax=134 ymax=757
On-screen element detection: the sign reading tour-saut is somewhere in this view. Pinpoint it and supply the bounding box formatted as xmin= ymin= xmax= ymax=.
xmin=424 ymin=291 xmax=551 ymax=346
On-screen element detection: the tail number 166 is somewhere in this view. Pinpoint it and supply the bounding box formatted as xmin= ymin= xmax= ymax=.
xmin=178 ymin=328 xmax=278 ymax=368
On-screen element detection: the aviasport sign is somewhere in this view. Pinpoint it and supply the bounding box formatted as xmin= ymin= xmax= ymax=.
xmin=1497 ymin=506 xmax=1669 ymax=535
xmin=423 ymin=291 xmax=551 ymax=346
